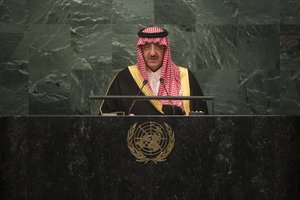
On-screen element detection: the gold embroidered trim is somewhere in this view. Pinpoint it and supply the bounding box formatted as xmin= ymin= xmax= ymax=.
xmin=128 ymin=65 xmax=164 ymax=114
xmin=179 ymin=67 xmax=190 ymax=115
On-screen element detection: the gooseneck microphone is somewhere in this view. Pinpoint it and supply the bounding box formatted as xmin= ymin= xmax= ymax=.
xmin=128 ymin=80 xmax=148 ymax=114
xmin=159 ymin=78 xmax=175 ymax=115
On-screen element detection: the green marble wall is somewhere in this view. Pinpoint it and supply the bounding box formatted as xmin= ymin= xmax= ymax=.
xmin=0 ymin=0 xmax=299 ymax=115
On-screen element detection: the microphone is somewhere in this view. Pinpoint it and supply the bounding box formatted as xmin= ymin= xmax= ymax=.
xmin=128 ymin=80 xmax=148 ymax=114
xmin=159 ymin=78 xmax=175 ymax=115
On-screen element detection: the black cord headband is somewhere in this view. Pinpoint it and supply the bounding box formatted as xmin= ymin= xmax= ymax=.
xmin=137 ymin=28 xmax=168 ymax=38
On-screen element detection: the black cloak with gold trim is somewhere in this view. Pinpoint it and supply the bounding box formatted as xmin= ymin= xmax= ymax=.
xmin=100 ymin=65 xmax=208 ymax=115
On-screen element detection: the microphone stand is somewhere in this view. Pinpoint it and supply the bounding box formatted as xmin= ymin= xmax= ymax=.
xmin=128 ymin=80 xmax=148 ymax=114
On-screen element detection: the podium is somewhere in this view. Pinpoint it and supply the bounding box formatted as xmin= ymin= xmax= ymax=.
xmin=0 ymin=116 xmax=299 ymax=200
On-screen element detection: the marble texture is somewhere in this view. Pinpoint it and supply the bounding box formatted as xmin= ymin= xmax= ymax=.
xmin=70 ymin=0 xmax=113 ymax=25
xmin=275 ymin=117 xmax=300 ymax=200
xmin=280 ymin=25 xmax=300 ymax=114
xmin=280 ymin=70 xmax=300 ymax=115
xmin=195 ymin=25 xmax=239 ymax=70
xmin=71 ymin=24 xmax=112 ymax=70
xmin=196 ymin=0 xmax=238 ymax=25
xmin=155 ymin=0 xmax=196 ymax=31
xmin=0 ymin=0 xmax=27 ymax=25
xmin=112 ymin=0 xmax=154 ymax=24
xmin=165 ymin=25 xmax=197 ymax=69
xmin=239 ymin=70 xmax=280 ymax=114
xmin=194 ymin=69 xmax=251 ymax=114
xmin=112 ymin=24 xmax=140 ymax=69
xmin=28 ymin=0 xmax=70 ymax=24
xmin=238 ymin=25 xmax=280 ymax=72
xmin=28 ymin=25 xmax=72 ymax=115
xmin=70 ymin=69 xmax=118 ymax=114
xmin=280 ymin=25 xmax=300 ymax=71
xmin=280 ymin=0 xmax=300 ymax=24
xmin=0 ymin=25 xmax=28 ymax=115
xmin=0 ymin=62 xmax=28 ymax=115
xmin=0 ymin=116 xmax=299 ymax=199
xmin=238 ymin=0 xmax=280 ymax=24
xmin=0 ymin=117 xmax=27 ymax=200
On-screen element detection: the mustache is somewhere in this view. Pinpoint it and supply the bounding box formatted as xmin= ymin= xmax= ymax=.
xmin=147 ymin=55 xmax=158 ymax=60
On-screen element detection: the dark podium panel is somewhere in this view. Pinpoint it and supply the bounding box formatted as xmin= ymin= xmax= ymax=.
xmin=0 ymin=116 xmax=299 ymax=200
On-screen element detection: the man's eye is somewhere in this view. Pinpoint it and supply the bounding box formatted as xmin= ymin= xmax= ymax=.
xmin=142 ymin=44 xmax=165 ymax=50
xmin=156 ymin=45 xmax=164 ymax=49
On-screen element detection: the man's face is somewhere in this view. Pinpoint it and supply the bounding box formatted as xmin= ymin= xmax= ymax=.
xmin=141 ymin=42 xmax=166 ymax=72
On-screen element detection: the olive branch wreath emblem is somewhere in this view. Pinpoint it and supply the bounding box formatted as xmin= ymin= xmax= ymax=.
xmin=127 ymin=122 xmax=175 ymax=164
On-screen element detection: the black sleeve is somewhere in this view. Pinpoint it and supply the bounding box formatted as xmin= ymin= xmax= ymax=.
xmin=188 ymin=70 xmax=209 ymax=114
xmin=100 ymin=74 xmax=125 ymax=115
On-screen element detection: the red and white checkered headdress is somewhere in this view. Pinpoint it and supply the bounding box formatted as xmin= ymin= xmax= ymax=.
xmin=136 ymin=27 xmax=183 ymax=109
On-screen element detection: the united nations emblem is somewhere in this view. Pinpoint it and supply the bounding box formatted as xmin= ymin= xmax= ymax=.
xmin=127 ymin=122 xmax=175 ymax=163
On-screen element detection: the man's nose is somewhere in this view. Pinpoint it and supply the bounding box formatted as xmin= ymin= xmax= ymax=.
xmin=149 ymin=45 xmax=156 ymax=56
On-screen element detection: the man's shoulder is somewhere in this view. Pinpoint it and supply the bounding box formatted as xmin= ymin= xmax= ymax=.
xmin=122 ymin=65 xmax=137 ymax=72
xmin=178 ymin=66 xmax=198 ymax=81
xmin=112 ymin=65 xmax=139 ymax=83
xmin=179 ymin=66 xmax=196 ymax=73
xmin=178 ymin=66 xmax=192 ymax=72
xmin=115 ymin=66 xmax=133 ymax=77
xmin=178 ymin=66 xmax=193 ymax=75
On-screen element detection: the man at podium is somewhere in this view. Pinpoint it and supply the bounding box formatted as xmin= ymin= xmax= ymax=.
xmin=100 ymin=26 xmax=208 ymax=115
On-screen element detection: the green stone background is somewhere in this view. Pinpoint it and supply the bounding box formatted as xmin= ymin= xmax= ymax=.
xmin=0 ymin=0 xmax=299 ymax=115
